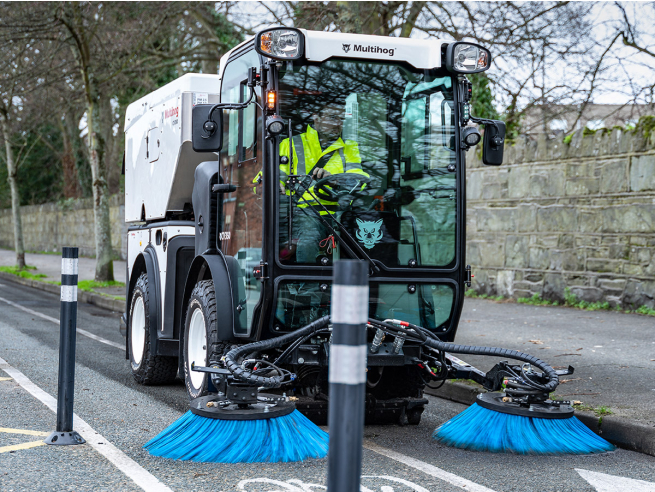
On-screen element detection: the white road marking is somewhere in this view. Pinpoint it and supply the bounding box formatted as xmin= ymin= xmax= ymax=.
xmin=364 ymin=441 xmax=498 ymax=492
xmin=0 ymin=295 xmax=124 ymax=350
xmin=576 ymin=469 xmax=655 ymax=492
xmin=0 ymin=356 xmax=172 ymax=492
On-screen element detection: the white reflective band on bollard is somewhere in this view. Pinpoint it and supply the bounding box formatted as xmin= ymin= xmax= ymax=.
xmin=328 ymin=344 xmax=367 ymax=385
xmin=61 ymin=258 xmax=79 ymax=276
xmin=331 ymin=285 xmax=369 ymax=324
xmin=60 ymin=285 xmax=78 ymax=302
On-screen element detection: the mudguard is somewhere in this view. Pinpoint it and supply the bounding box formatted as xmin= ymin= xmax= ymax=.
xmin=126 ymin=246 xmax=161 ymax=358
xmin=181 ymin=253 xmax=237 ymax=353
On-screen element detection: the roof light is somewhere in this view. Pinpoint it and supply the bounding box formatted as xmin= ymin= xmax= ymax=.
xmin=445 ymin=42 xmax=491 ymax=74
xmin=255 ymin=28 xmax=304 ymax=60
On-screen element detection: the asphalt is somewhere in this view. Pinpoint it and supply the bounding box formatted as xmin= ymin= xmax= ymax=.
xmin=1 ymin=280 xmax=655 ymax=491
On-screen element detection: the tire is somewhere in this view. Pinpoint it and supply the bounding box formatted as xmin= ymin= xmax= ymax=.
xmin=128 ymin=273 xmax=178 ymax=385
xmin=183 ymin=279 xmax=229 ymax=399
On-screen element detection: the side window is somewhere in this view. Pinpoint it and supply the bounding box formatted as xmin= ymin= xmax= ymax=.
xmin=218 ymin=49 xmax=263 ymax=334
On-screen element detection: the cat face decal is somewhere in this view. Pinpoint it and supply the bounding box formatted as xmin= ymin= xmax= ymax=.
xmin=356 ymin=218 xmax=383 ymax=249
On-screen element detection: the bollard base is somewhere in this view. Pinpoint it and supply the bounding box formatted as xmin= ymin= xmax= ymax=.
xmin=44 ymin=430 xmax=85 ymax=445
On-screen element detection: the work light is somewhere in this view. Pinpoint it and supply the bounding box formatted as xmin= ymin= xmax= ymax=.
xmin=462 ymin=126 xmax=481 ymax=148
xmin=267 ymin=116 xmax=285 ymax=136
xmin=256 ymin=28 xmax=304 ymax=60
xmin=445 ymin=42 xmax=491 ymax=74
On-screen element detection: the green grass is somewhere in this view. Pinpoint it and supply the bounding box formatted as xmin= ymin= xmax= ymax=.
xmin=467 ymin=287 xmax=655 ymax=317
xmin=464 ymin=289 xmax=503 ymax=301
xmin=78 ymin=280 xmax=125 ymax=292
xmin=0 ymin=265 xmax=47 ymax=280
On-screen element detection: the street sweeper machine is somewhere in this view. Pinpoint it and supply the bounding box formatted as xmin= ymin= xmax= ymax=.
xmin=124 ymin=28 xmax=614 ymax=460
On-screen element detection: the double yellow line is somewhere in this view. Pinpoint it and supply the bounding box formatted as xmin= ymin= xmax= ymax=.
xmin=0 ymin=427 xmax=50 ymax=454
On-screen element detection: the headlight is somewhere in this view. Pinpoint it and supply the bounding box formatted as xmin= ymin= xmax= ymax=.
xmin=266 ymin=116 xmax=285 ymax=135
xmin=255 ymin=28 xmax=304 ymax=60
xmin=445 ymin=42 xmax=491 ymax=73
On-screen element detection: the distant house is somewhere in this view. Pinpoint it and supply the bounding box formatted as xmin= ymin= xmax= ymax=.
xmin=522 ymin=103 xmax=655 ymax=137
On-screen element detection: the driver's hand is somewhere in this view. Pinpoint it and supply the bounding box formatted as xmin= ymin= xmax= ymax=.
xmin=312 ymin=168 xmax=331 ymax=180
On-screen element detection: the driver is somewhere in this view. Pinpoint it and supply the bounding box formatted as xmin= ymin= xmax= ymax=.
xmin=279 ymin=101 xmax=368 ymax=263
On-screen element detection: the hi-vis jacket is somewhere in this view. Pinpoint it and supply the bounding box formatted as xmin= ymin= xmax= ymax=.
xmin=279 ymin=125 xmax=368 ymax=214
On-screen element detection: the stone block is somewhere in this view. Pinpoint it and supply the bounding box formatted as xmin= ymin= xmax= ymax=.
xmin=467 ymin=171 xmax=483 ymax=200
xmin=559 ymin=234 xmax=575 ymax=249
xmin=537 ymin=205 xmax=576 ymax=232
xmin=517 ymin=205 xmax=537 ymax=232
xmin=524 ymin=272 xmax=544 ymax=283
xmin=623 ymin=263 xmax=645 ymax=276
xmin=496 ymin=270 xmax=516 ymax=297
xmin=578 ymin=209 xmax=603 ymax=233
xmin=529 ymin=246 xmax=550 ymax=269
xmin=570 ymin=286 xmax=604 ymax=303
xmin=476 ymin=207 xmax=517 ymax=232
xmin=482 ymin=183 xmax=502 ymax=200
xmin=476 ymin=240 xmax=505 ymax=268
xmin=505 ymin=235 xmax=529 ymax=268
xmin=543 ymin=273 xmax=565 ymax=301
xmin=630 ymin=154 xmax=655 ymax=192
xmin=564 ymin=274 xmax=590 ymax=286
xmin=508 ymin=166 xmax=530 ymax=198
xmin=566 ymin=177 xmax=600 ymax=195
xmin=598 ymin=278 xmax=627 ymax=295
xmin=529 ymin=169 xmax=565 ymax=197
xmin=586 ymin=258 xmax=622 ymax=273
xmin=622 ymin=279 xmax=655 ymax=308
xmin=600 ymin=159 xmax=629 ymax=193
xmin=601 ymin=204 xmax=655 ymax=234
xmin=537 ymin=235 xmax=560 ymax=249
xmin=549 ymin=249 xmax=582 ymax=271
xmin=609 ymin=243 xmax=630 ymax=260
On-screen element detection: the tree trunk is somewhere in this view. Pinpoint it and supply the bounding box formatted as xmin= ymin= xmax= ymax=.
xmin=59 ymin=116 xmax=81 ymax=199
xmin=85 ymin=87 xmax=114 ymax=282
xmin=1 ymin=116 xmax=26 ymax=269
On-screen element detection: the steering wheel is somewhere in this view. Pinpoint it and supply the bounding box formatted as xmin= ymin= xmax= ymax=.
xmin=313 ymin=173 xmax=372 ymax=203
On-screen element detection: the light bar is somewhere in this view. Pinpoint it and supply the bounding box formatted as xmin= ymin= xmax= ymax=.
xmin=255 ymin=28 xmax=304 ymax=60
xmin=445 ymin=42 xmax=491 ymax=74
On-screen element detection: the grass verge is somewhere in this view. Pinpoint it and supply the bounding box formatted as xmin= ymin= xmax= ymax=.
xmin=0 ymin=265 xmax=47 ymax=280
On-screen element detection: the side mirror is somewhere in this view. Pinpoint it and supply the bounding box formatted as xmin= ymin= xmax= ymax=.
xmin=192 ymin=105 xmax=223 ymax=152
xmin=482 ymin=120 xmax=505 ymax=166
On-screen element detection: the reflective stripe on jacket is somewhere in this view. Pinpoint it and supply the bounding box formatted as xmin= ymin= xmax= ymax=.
xmin=279 ymin=125 xmax=367 ymax=214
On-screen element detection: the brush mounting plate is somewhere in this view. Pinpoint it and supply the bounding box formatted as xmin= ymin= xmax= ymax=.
xmin=190 ymin=394 xmax=295 ymax=421
xmin=477 ymin=392 xmax=574 ymax=420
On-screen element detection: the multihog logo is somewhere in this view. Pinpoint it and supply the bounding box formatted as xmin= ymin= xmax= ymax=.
xmin=343 ymin=44 xmax=395 ymax=56
xmin=164 ymin=107 xmax=179 ymax=119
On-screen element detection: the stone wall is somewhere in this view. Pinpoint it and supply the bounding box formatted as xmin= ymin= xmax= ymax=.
xmin=467 ymin=123 xmax=655 ymax=309
xmin=0 ymin=195 xmax=127 ymax=259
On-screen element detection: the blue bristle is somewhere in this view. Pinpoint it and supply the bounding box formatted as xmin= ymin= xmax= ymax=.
xmin=433 ymin=403 xmax=615 ymax=455
xmin=144 ymin=409 xmax=329 ymax=463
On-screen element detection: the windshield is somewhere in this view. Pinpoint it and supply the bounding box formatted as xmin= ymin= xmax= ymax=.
xmin=277 ymin=59 xmax=456 ymax=269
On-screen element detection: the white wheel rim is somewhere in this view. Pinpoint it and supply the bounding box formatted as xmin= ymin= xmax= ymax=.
xmin=187 ymin=307 xmax=207 ymax=390
xmin=130 ymin=296 xmax=146 ymax=366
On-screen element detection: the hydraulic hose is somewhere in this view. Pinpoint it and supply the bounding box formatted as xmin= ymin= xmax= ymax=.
xmin=415 ymin=326 xmax=559 ymax=393
xmin=224 ymin=316 xmax=330 ymax=388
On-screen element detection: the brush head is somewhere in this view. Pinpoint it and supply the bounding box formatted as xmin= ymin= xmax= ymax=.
xmin=433 ymin=400 xmax=615 ymax=455
xmin=476 ymin=392 xmax=574 ymax=419
xmin=144 ymin=408 xmax=329 ymax=463
xmin=190 ymin=394 xmax=295 ymax=420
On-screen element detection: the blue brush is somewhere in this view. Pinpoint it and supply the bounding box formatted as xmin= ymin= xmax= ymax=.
xmin=433 ymin=402 xmax=615 ymax=455
xmin=145 ymin=408 xmax=328 ymax=463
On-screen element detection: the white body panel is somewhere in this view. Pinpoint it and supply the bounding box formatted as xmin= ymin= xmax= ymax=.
xmin=218 ymin=30 xmax=447 ymax=80
xmin=127 ymin=225 xmax=195 ymax=329
xmin=124 ymin=74 xmax=221 ymax=223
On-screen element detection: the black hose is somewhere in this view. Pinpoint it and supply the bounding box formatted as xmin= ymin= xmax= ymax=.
xmin=413 ymin=325 xmax=559 ymax=393
xmin=224 ymin=316 xmax=330 ymax=388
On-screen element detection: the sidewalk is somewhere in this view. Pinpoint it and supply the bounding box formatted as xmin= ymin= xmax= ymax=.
xmin=0 ymin=248 xmax=126 ymax=311
xmin=1 ymin=249 xmax=654 ymax=455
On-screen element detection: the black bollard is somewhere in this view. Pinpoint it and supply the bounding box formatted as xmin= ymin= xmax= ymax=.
xmin=45 ymin=247 xmax=85 ymax=445
xmin=327 ymin=260 xmax=369 ymax=492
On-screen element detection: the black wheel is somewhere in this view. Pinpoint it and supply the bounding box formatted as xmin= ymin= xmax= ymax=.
xmin=183 ymin=279 xmax=229 ymax=399
xmin=406 ymin=408 xmax=423 ymax=425
xmin=128 ymin=273 xmax=178 ymax=385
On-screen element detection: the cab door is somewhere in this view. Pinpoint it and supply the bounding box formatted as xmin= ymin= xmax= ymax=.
xmin=219 ymin=49 xmax=264 ymax=337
